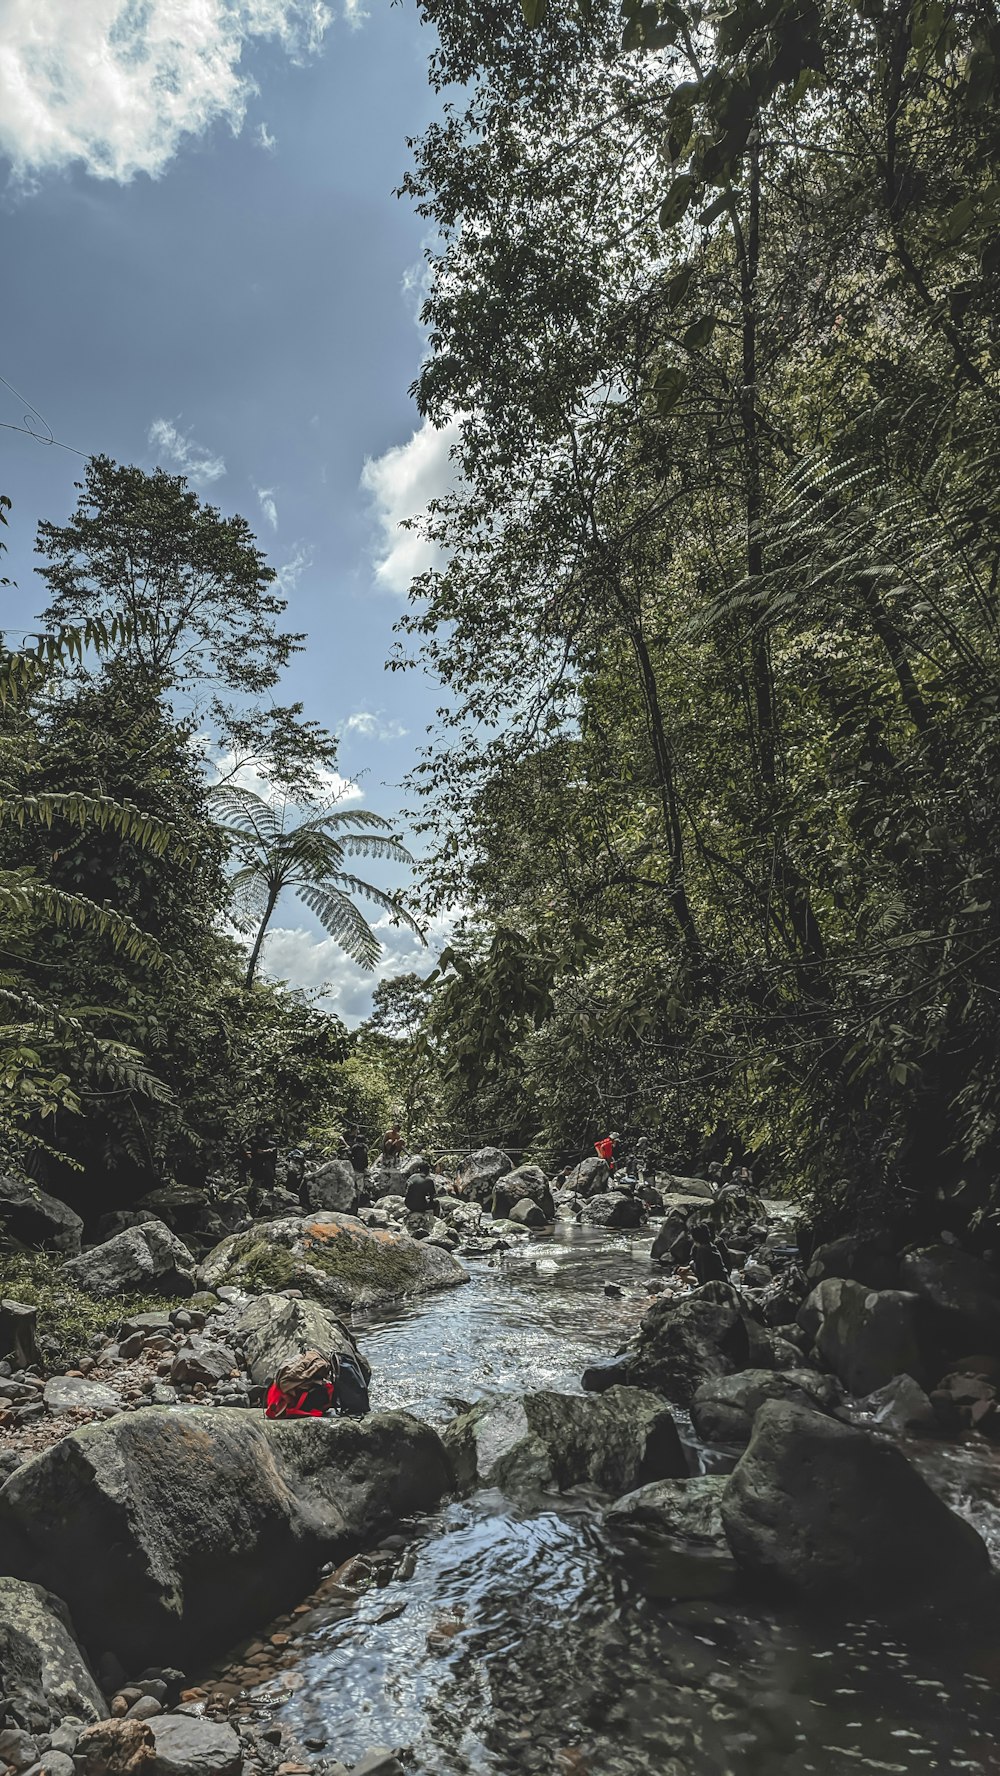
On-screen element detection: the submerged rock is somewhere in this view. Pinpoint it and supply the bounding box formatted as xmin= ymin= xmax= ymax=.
xmin=0 ymin=1177 xmax=84 ymax=1256
xmin=604 ymin=1475 xmax=738 ymax=1599
xmin=691 ymin=1368 xmax=840 ymax=1446
xmin=62 ymin=1222 xmax=195 ymax=1300
xmin=0 ymin=1406 xmax=452 ymax=1668
xmin=0 ymin=1577 xmax=107 ymax=1733
xmin=443 ymin=1386 xmax=687 ymax=1500
xmin=197 ymin=1214 xmax=468 ymax=1310
xmin=721 ymin=1399 xmax=991 ymax=1609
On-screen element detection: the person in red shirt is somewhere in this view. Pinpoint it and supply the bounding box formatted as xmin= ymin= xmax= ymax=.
xmin=595 ymin=1132 xmax=619 ymax=1173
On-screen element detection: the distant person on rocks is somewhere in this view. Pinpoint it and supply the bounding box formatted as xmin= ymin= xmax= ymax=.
xmin=404 ymin=1161 xmax=436 ymax=1215
xmin=348 ymin=1128 xmax=369 ymax=1174
xmin=690 ymin=1221 xmax=735 ymax=1286
xmin=381 ymin=1120 xmax=406 ymax=1169
xmin=242 ymin=1126 xmax=277 ymax=1215
xmin=595 ymin=1132 xmax=619 ymax=1173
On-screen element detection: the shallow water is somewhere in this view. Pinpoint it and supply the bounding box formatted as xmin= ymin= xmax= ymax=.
xmin=267 ymin=1226 xmax=1000 ymax=1774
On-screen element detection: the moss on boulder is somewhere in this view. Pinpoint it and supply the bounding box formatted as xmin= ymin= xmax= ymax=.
xmin=198 ymin=1214 xmax=468 ymax=1309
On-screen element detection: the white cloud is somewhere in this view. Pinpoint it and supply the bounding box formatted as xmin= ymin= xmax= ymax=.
xmin=208 ymin=747 xmax=363 ymax=806
xmin=360 ymin=415 xmax=460 ymax=596
xmin=257 ymin=121 xmax=277 ymax=151
xmin=342 ymin=0 xmax=368 ymax=29
xmin=256 ymin=485 xmax=278 ymax=530
xmin=273 ymin=544 xmax=312 ymax=594
xmin=260 ymin=908 xmax=455 ymax=1026
xmin=148 ymin=417 xmax=226 ymax=487
xmin=0 ymin=0 xmax=333 ymax=186
xmin=342 ymin=710 xmax=408 ymax=743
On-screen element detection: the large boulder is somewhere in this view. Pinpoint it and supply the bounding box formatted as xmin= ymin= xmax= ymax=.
xmin=234 ymin=1293 xmax=370 ymax=1388
xmin=806 ymin=1235 xmax=898 ymax=1292
xmin=132 ymin=1186 xmax=208 ymax=1239
xmin=456 ymin=1148 xmax=512 ymax=1204
xmin=443 ymin=1386 xmax=687 ymax=1500
xmin=565 ymin=1158 xmax=609 ymax=1197
xmin=0 ymin=1177 xmax=83 ymax=1256
xmin=604 ymin=1475 xmax=737 ymax=1600
xmin=690 ymin=1368 xmax=840 ymax=1446
xmin=721 ymin=1399 xmax=991 ymax=1608
xmin=507 ymin=1197 xmax=547 ymax=1229
xmin=197 ymin=1214 xmax=468 ymax=1310
xmin=622 ymin=1285 xmax=751 ymax=1404
xmin=0 ymin=1406 xmax=451 ymax=1668
xmin=491 ymin=1167 xmax=554 ymax=1222
xmin=580 ymin=1193 xmax=643 ymax=1229
xmin=0 ymin=1577 xmax=107 ymax=1733
xmin=797 ymin=1278 xmax=924 ymax=1394
xmin=62 ymin=1222 xmax=195 ymax=1299
xmin=299 ymin=1160 xmax=358 ymax=1216
xmin=899 ymin=1245 xmax=1000 ymax=1357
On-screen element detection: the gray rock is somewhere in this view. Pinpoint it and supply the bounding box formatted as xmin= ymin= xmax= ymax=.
xmin=507 ymin=1197 xmax=546 ymax=1229
xmin=565 ymin=1157 xmax=609 ymax=1197
xmin=62 ymin=1222 xmax=195 ymax=1300
xmin=455 ymin=1148 xmax=513 ymax=1203
xmin=1 ymin=1300 xmax=40 ymax=1369
xmin=849 ymin=1373 xmax=938 ymax=1438
xmin=198 ymin=1214 xmax=468 ymax=1311
xmin=234 ymin=1293 xmax=370 ymax=1388
xmin=22 ymin=1752 xmax=76 ymax=1776
xmin=0 ymin=1577 xmax=106 ymax=1733
xmin=169 ymin=1338 xmax=236 ymax=1386
xmin=721 ymin=1399 xmax=991 ymax=1608
xmin=120 ymin=1312 xmax=174 ymax=1338
xmin=43 ymin=1377 xmax=123 ymax=1416
xmin=623 ymin=1285 xmax=751 ymax=1404
xmin=899 ymin=1244 xmax=1000 ymax=1356
xmin=663 ymin=1174 xmax=716 ymax=1200
xmin=605 ymin=1475 xmax=737 ymax=1599
xmin=491 ymin=1167 xmax=555 ymax=1222
xmin=0 ymin=1407 xmax=451 ymax=1669
xmin=0 ymin=1730 xmax=40 ymax=1773
xmin=351 ymin=1752 xmax=404 ymax=1776
xmin=797 ymin=1278 xmax=925 ymax=1395
xmin=443 ymin=1385 xmax=687 ymax=1500
xmin=580 ymin=1193 xmax=643 ymax=1229
xmin=47 ymin=1722 xmax=84 ymax=1756
xmin=300 ymin=1160 xmax=359 ymax=1216
xmin=0 ymin=1178 xmax=83 ymax=1256
xmin=691 ymin=1368 xmax=840 ymax=1446
xmin=148 ymin=1712 xmax=241 ymax=1776
xmin=806 ymin=1235 xmax=898 ymax=1292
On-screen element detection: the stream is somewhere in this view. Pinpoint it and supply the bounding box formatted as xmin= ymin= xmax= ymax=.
xmin=252 ymin=1226 xmax=1000 ymax=1774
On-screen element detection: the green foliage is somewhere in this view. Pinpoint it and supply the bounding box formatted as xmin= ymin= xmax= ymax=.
xmin=0 ymin=1250 xmax=186 ymax=1369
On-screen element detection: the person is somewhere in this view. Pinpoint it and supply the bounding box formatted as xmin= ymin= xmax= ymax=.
xmin=690 ymin=1221 xmax=735 ymax=1286
xmin=241 ymin=1126 xmax=277 ymax=1215
xmin=404 ymin=1161 xmax=436 ymax=1215
xmin=595 ymin=1131 xmax=619 ymax=1173
xmin=381 ymin=1120 xmax=406 ymax=1169
xmin=348 ymin=1127 xmax=369 ymax=1174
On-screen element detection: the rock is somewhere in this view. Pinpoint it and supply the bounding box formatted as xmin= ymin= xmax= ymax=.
xmin=76 ymin=1719 xmax=155 ymax=1775
xmin=491 ymin=1168 xmax=555 ymax=1222
xmin=43 ymin=1376 xmax=124 ymax=1415
xmin=120 ymin=1312 xmax=174 ymax=1338
xmin=455 ymin=1148 xmax=512 ymax=1204
xmin=0 ymin=1577 xmax=106 ymax=1733
xmin=169 ymin=1339 xmax=237 ymax=1387
xmin=744 ymin=1322 xmax=807 ymax=1371
xmin=580 ymin=1193 xmax=643 ymax=1229
xmin=95 ymin=1212 xmax=162 ymax=1244
xmin=1 ymin=1300 xmax=40 ymax=1369
xmin=443 ymin=1386 xmax=687 ymax=1500
xmin=62 ymin=1223 xmax=195 ymax=1300
xmin=131 ymin=1189 xmax=209 ymax=1239
xmin=507 ymin=1197 xmax=546 ymax=1229
xmin=623 ymin=1286 xmax=751 ymax=1405
xmin=0 ymin=1407 xmax=451 ymax=1669
xmin=564 ymin=1158 xmax=609 ymax=1197
xmin=797 ymin=1279 xmax=925 ymax=1395
xmin=580 ymin=1355 xmax=631 ymax=1394
xmin=849 ymin=1373 xmax=938 ymax=1437
xmin=23 ymin=1754 xmax=76 ymax=1776
xmin=691 ymin=1368 xmax=840 ymax=1446
xmin=299 ymin=1161 xmax=358 ymax=1217
xmin=899 ymin=1245 xmax=1000 ymax=1356
xmin=148 ymin=1715 xmax=241 ymax=1776
xmin=721 ymin=1399 xmax=991 ymax=1609
xmin=604 ymin=1475 xmax=737 ymax=1599
xmin=663 ymin=1174 xmax=716 ymax=1200
xmin=806 ymin=1235 xmax=898 ymax=1292
xmin=197 ymin=1215 xmax=468 ymax=1311
xmin=0 ymin=1177 xmax=83 ymax=1256
xmin=350 ymin=1752 xmax=404 ymax=1776
xmin=234 ymin=1294 xmax=370 ymax=1389
xmin=0 ymin=1729 xmax=42 ymax=1773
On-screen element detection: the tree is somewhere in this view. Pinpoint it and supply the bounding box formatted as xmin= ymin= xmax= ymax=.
xmin=210 ymin=784 xmax=423 ymax=988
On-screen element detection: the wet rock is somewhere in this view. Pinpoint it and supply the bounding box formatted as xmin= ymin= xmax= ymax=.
xmin=148 ymin=1715 xmax=241 ymax=1776
xmin=848 ymin=1374 xmax=938 ymax=1437
xmin=350 ymin=1752 xmax=404 ymax=1776
xmin=234 ymin=1294 xmax=370 ymax=1389
xmin=930 ymin=1368 xmax=1000 ymax=1436
xmin=43 ymin=1376 xmax=123 ymax=1415
xmin=62 ymin=1223 xmax=195 ymax=1300
xmin=604 ymin=1475 xmax=738 ymax=1599
xmin=662 ymin=1174 xmax=715 ymax=1201
xmin=805 ymin=1235 xmax=898 ymax=1292
xmin=744 ymin=1322 xmax=808 ymax=1371
xmin=508 ymin=1197 xmax=547 ymax=1229
xmin=1 ymin=1300 xmax=40 ymax=1369
xmin=721 ymin=1399 xmax=991 ymax=1609
xmin=491 ymin=1168 xmax=554 ymax=1222
xmin=623 ymin=1286 xmax=751 ymax=1405
xmin=797 ymin=1278 xmax=925 ymax=1395
xmin=691 ymin=1368 xmax=840 ymax=1445
xmin=198 ymin=1215 xmax=467 ymax=1311
xmin=456 ymin=1148 xmax=513 ymax=1204
xmin=0 ymin=1407 xmax=451 ymax=1669
xmin=899 ymin=1245 xmax=1000 ymax=1357
xmin=443 ymin=1386 xmax=687 ymax=1500
xmin=0 ymin=1577 xmax=107 ymax=1733
xmin=564 ymin=1158 xmax=609 ymax=1197
xmin=23 ymin=1753 xmax=76 ymax=1776
xmin=169 ymin=1338 xmax=237 ymax=1387
xmin=0 ymin=1177 xmax=83 ymax=1256
xmin=580 ymin=1355 xmax=631 ymax=1394
xmin=299 ymin=1161 xmax=358 ymax=1217
xmin=580 ymin=1194 xmax=643 ymax=1229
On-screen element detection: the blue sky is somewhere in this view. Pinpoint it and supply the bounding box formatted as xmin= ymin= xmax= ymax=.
xmin=0 ymin=0 xmax=460 ymax=1023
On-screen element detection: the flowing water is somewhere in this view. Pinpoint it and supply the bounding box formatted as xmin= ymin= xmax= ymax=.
xmin=261 ymin=1226 xmax=1000 ymax=1775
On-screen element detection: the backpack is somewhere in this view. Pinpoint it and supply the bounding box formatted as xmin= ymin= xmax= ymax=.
xmin=333 ymin=1351 xmax=371 ymax=1418
xmin=265 ymin=1349 xmax=336 ymax=1419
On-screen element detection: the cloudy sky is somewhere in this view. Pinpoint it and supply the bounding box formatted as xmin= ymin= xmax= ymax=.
xmin=0 ymin=0 xmax=459 ymax=1023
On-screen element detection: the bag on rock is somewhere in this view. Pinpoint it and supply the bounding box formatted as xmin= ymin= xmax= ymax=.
xmin=265 ymin=1349 xmax=336 ymax=1418
xmin=334 ymin=1350 xmax=371 ymax=1418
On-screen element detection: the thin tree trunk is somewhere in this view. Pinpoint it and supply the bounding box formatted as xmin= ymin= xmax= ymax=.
xmin=245 ymin=884 xmax=281 ymax=988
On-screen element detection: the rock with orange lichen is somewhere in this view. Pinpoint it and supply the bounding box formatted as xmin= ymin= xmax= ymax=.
xmin=196 ymin=1214 xmax=467 ymax=1309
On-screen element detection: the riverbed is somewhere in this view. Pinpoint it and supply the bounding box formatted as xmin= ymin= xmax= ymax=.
xmin=249 ymin=1226 xmax=1000 ymax=1774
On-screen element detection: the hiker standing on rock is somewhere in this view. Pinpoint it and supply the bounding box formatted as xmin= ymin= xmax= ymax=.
xmin=381 ymin=1119 xmax=406 ymax=1169
xmin=595 ymin=1131 xmax=619 ymax=1174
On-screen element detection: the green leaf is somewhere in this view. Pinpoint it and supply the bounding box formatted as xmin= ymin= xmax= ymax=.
xmin=651 ymin=364 xmax=688 ymax=412
xmin=659 ymin=173 xmax=697 ymax=228
xmin=521 ymin=0 xmax=548 ymax=26
xmin=697 ymin=190 xmax=736 ymax=227
xmin=682 ymin=313 xmax=716 ymax=350
xmin=665 ymin=262 xmax=694 ymax=307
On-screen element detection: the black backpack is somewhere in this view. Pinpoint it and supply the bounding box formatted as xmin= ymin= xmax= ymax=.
xmin=334 ymin=1351 xmax=371 ymax=1417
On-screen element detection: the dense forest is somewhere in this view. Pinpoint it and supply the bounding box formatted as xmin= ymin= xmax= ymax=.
xmin=3 ymin=0 xmax=1000 ymax=1249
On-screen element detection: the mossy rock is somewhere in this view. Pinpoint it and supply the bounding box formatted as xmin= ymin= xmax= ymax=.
xmin=198 ymin=1215 xmax=468 ymax=1310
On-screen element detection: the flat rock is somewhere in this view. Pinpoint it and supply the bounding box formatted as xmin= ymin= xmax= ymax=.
xmin=43 ymin=1376 xmax=123 ymax=1415
xmin=198 ymin=1214 xmax=468 ymax=1311
xmin=148 ymin=1715 xmax=241 ymax=1776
